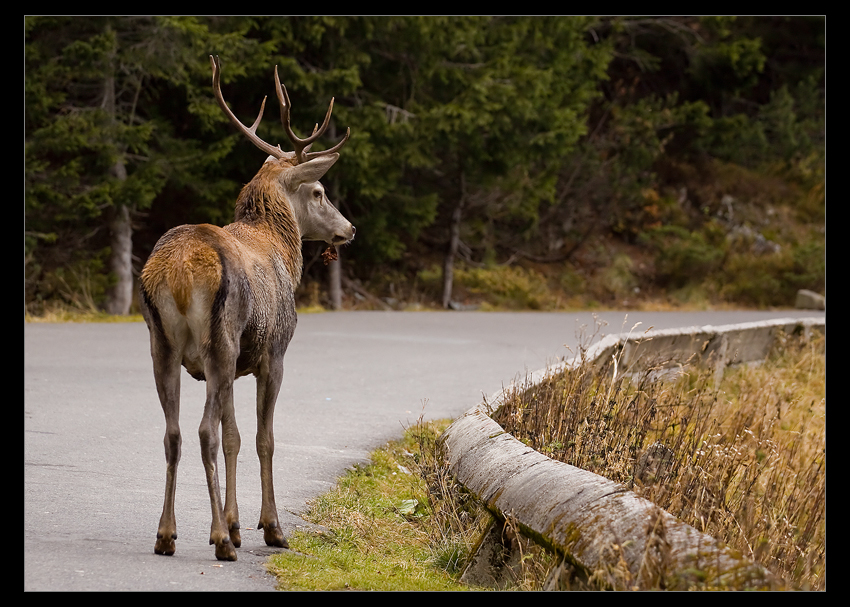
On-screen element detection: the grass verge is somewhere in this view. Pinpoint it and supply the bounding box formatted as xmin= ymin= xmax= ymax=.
xmin=266 ymin=418 xmax=493 ymax=591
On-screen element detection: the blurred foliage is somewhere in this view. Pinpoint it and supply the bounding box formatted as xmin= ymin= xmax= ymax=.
xmin=25 ymin=16 xmax=824 ymax=313
xmin=452 ymin=265 xmax=555 ymax=310
xmin=639 ymin=223 xmax=727 ymax=290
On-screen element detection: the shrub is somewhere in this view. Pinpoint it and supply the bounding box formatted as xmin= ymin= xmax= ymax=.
xmin=720 ymin=238 xmax=824 ymax=307
xmin=640 ymin=224 xmax=726 ymax=290
xmin=453 ymin=265 xmax=555 ymax=310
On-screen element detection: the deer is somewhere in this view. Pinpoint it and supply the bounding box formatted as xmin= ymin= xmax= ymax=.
xmin=138 ymin=55 xmax=355 ymax=561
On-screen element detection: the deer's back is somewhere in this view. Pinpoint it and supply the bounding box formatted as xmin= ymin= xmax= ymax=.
xmin=140 ymin=222 xmax=298 ymax=381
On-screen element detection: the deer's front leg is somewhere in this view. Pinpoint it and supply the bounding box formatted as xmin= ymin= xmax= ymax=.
xmin=221 ymin=396 xmax=242 ymax=548
xmin=255 ymin=363 xmax=288 ymax=549
xmin=199 ymin=372 xmax=238 ymax=561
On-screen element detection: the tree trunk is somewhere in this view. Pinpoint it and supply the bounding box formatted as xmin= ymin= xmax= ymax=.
xmin=106 ymin=195 xmax=134 ymax=316
xmin=328 ymin=234 xmax=342 ymax=310
xmin=441 ymin=171 xmax=466 ymax=309
xmin=102 ymin=58 xmax=134 ymax=316
xmin=327 ymin=168 xmax=343 ymax=310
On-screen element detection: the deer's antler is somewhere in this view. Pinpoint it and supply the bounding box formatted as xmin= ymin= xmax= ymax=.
xmin=210 ymin=55 xmax=349 ymax=164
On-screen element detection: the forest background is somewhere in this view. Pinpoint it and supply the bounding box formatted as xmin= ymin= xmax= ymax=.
xmin=24 ymin=16 xmax=825 ymax=316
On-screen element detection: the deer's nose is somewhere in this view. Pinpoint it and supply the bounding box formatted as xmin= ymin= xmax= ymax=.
xmin=332 ymin=224 xmax=355 ymax=245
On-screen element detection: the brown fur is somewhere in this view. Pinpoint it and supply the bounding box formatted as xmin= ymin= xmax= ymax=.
xmin=141 ymin=159 xmax=304 ymax=315
xmin=232 ymin=159 xmax=303 ymax=284
xmin=140 ymin=226 xmax=224 ymax=316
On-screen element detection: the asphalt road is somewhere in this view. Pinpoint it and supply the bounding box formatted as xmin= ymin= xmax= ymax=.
xmin=24 ymin=309 xmax=824 ymax=591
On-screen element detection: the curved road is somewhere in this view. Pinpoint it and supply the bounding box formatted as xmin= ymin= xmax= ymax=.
xmin=24 ymin=309 xmax=823 ymax=591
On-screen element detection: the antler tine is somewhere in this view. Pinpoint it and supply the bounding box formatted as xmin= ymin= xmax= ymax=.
xmin=303 ymin=127 xmax=350 ymax=162
xmin=274 ymin=65 xmax=349 ymax=164
xmin=210 ymin=55 xmax=284 ymax=160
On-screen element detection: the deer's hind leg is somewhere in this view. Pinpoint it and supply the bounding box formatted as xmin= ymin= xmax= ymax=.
xmin=255 ymin=357 xmax=288 ymax=549
xmin=149 ymin=331 xmax=183 ymax=557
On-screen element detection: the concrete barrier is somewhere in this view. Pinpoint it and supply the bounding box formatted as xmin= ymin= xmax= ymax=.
xmin=440 ymin=316 xmax=825 ymax=590
xmin=796 ymin=289 xmax=825 ymax=310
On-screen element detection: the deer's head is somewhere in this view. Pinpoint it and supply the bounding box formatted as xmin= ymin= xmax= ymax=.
xmin=212 ymin=55 xmax=355 ymax=247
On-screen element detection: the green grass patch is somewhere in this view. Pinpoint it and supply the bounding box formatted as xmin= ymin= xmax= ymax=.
xmin=266 ymin=419 xmax=491 ymax=591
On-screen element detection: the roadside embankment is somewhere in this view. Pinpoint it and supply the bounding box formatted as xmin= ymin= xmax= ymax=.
xmin=440 ymin=316 xmax=825 ymax=590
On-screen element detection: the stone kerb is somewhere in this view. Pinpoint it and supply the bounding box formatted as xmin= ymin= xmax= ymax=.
xmin=440 ymin=316 xmax=824 ymax=589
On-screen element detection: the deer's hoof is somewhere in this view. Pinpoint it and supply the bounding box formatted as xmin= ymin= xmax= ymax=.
xmin=229 ymin=522 xmax=242 ymax=548
xmin=213 ymin=536 xmax=238 ymax=561
xmin=260 ymin=521 xmax=289 ymax=549
xmin=154 ymin=532 xmax=176 ymax=556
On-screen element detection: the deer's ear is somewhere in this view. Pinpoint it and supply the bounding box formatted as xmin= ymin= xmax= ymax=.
xmin=286 ymin=154 xmax=339 ymax=189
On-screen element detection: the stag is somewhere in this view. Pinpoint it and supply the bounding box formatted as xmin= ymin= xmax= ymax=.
xmin=138 ymin=55 xmax=355 ymax=561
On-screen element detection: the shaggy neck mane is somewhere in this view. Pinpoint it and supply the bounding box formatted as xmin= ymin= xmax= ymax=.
xmin=233 ymin=160 xmax=303 ymax=284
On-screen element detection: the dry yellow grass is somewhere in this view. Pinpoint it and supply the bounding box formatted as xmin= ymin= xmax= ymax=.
xmin=493 ymin=329 xmax=825 ymax=590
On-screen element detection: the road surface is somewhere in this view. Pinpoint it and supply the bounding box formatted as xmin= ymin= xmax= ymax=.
xmin=24 ymin=309 xmax=824 ymax=591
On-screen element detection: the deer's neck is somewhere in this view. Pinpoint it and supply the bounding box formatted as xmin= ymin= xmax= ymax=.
xmin=233 ymin=168 xmax=303 ymax=285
